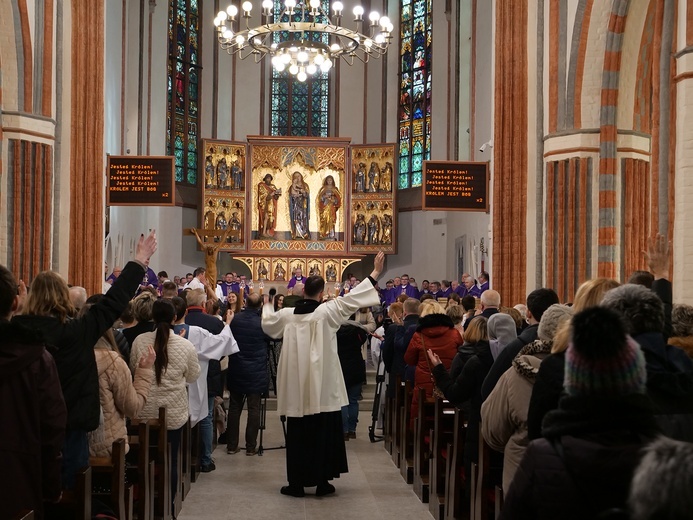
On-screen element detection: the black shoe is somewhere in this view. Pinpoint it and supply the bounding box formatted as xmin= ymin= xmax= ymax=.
xmin=226 ymin=447 xmax=241 ymax=454
xmin=246 ymin=448 xmax=257 ymax=456
xmin=343 ymin=433 xmax=350 ymax=441
xmin=280 ymin=485 xmax=305 ymax=497
xmin=316 ymin=482 xmax=336 ymax=496
xmin=348 ymin=431 xmax=356 ymax=439
xmin=200 ymin=462 xmax=216 ymax=473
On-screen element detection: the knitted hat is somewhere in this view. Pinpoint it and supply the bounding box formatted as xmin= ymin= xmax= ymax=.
xmin=564 ymin=307 xmax=647 ymax=396
xmin=537 ymin=304 xmax=574 ymax=342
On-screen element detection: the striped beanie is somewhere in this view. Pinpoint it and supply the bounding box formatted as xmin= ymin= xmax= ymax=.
xmin=564 ymin=307 xmax=647 ymax=396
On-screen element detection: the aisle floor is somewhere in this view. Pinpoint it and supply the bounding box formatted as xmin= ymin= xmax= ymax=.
xmin=178 ymin=411 xmax=433 ymax=520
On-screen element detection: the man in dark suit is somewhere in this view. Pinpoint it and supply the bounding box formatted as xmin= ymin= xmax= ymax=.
xmin=185 ymin=288 xmax=224 ymax=472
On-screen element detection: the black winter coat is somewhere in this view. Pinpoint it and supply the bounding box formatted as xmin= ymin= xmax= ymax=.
xmin=13 ymin=260 xmax=145 ymax=431
xmin=228 ymin=308 xmax=270 ymax=395
xmin=337 ymin=324 xmax=369 ymax=388
xmin=185 ymin=307 xmax=225 ymax=396
xmin=526 ymin=351 xmax=565 ymax=440
xmin=501 ymin=394 xmax=659 ymax=520
xmin=0 ymin=321 xmax=66 ymax=520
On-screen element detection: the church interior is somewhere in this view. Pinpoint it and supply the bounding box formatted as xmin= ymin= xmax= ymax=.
xmin=3 ymin=0 xmax=693 ymax=518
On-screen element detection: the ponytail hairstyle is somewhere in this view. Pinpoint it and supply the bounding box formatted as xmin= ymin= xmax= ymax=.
xmin=151 ymin=299 xmax=175 ymax=384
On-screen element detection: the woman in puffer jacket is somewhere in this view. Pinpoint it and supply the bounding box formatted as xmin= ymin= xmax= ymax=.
xmin=87 ymin=301 xmax=155 ymax=457
xmin=404 ymin=301 xmax=462 ymax=426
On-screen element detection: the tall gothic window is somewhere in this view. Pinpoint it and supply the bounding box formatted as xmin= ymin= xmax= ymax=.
xmin=167 ymin=0 xmax=202 ymax=184
xmin=270 ymin=0 xmax=330 ymax=137
xmin=398 ymin=0 xmax=431 ymax=189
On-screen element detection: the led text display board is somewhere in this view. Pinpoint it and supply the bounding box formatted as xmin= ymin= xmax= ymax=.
xmin=107 ymin=156 xmax=175 ymax=206
xmin=422 ymin=161 xmax=489 ymax=212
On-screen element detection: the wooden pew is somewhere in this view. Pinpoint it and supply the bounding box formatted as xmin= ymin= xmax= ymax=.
xmin=429 ymin=398 xmax=457 ymax=520
xmin=384 ymin=385 xmax=395 ymax=455
xmin=473 ymin=427 xmax=503 ymax=520
xmin=444 ymin=409 xmax=469 ymax=520
xmin=126 ymin=420 xmax=155 ymax=520
xmin=399 ymin=380 xmax=414 ymax=484
xmin=44 ymin=466 xmax=92 ymax=520
xmin=190 ymin=422 xmax=201 ymax=483
xmin=13 ymin=511 xmax=34 ymax=520
xmin=413 ymin=388 xmax=435 ymax=502
xmin=181 ymin=419 xmax=192 ymax=500
xmin=90 ymin=438 xmax=131 ymax=520
xmin=132 ymin=408 xmax=170 ymax=520
xmin=391 ymin=377 xmax=406 ymax=468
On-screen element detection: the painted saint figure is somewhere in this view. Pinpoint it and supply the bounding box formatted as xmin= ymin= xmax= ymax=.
xmin=231 ymin=160 xmax=243 ymax=190
xmin=289 ymin=172 xmax=310 ymax=240
xmin=325 ymin=264 xmax=337 ymax=282
xmin=381 ymin=214 xmax=393 ymax=245
xmin=205 ymin=155 xmax=216 ymax=188
xmin=230 ymin=212 xmax=242 ymax=242
xmin=217 ymin=157 xmax=229 ymax=189
xmin=367 ymin=214 xmax=381 ymax=245
xmin=354 ymin=163 xmax=366 ymax=192
xmin=317 ymin=175 xmax=342 ymax=241
xmin=215 ymin=212 xmax=227 ymax=232
xmin=258 ymin=174 xmax=281 ymax=238
xmin=309 ymin=263 xmax=322 ymax=277
xmin=257 ymin=261 xmax=269 ymax=281
xmin=274 ymin=263 xmax=286 ymax=281
xmin=367 ymin=162 xmax=381 ymax=192
xmin=353 ymin=214 xmax=367 ymax=244
xmin=381 ymin=162 xmax=393 ymax=192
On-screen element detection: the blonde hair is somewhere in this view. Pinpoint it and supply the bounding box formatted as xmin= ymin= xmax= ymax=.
xmin=550 ymin=278 xmax=621 ymax=355
xmin=500 ymin=306 xmax=523 ymax=330
xmin=388 ymin=302 xmax=403 ymax=322
xmin=130 ymin=291 xmax=156 ymax=322
xmin=446 ymin=304 xmax=465 ymax=326
xmin=420 ymin=300 xmax=445 ymax=317
xmin=464 ymin=316 xmax=489 ymax=343
xmin=572 ymin=278 xmax=620 ymax=312
xmin=24 ymin=271 xmax=75 ymax=323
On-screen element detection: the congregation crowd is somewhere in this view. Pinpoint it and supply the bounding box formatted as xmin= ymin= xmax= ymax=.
xmin=3 ymin=231 xmax=693 ymax=519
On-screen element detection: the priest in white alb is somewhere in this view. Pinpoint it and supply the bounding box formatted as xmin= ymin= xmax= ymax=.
xmin=262 ymin=252 xmax=386 ymax=497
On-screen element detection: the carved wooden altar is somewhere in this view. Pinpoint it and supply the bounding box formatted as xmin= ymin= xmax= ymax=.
xmin=199 ymin=136 xmax=397 ymax=280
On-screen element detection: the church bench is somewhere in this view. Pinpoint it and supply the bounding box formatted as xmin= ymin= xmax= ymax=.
xmin=472 ymin=427 xmax=503 ymax=520
xmin=180 ymin=419 xmax=192 ymax=500
xmin=399 ymin=380 xmax=415 ymax=484
xmin=391 ymin=378 xmax=407 ymax=468
xmin=428 ymin=397 xmax=457 ymax=520
xmin=189 ymin=422 xmax=201 ymax=483
xmin=44 ymin=466 xmax=92 ymax=520
xmin=444 ymin=409 xmax=469 ymax=520
xmin=384 ymin=389 xmax=395 ymax=455
xmin=90 ymin=438 xmax=131 ymax=520
xmin=413 ymin=388 xmax=435 ymax=503
xmin=13 ymin=511 xmax=34 ymax=519
xmin=126 ymin=420 xmax=155 ymax=520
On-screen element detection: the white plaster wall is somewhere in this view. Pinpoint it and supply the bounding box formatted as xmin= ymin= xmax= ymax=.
xmin=104 ymin=0 xmax=123 ymax=155
xmin=234 ymin=54 xmax=262 ymax=140
xmin=457 ymin=0 xmax=472 ymax=160
xmin=0 ymin=0 xmax=20 ymax=112
xmin=526 ymin=0 xmax=539 ymax=291
xmin=616 ymin=0 xmax=649 ymax=132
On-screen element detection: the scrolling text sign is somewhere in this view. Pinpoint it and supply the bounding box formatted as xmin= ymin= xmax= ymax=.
xmin=107 ymin=156 xmax=175 ymax=206
xmin=422 ymin=161 xmax=489 ymax=212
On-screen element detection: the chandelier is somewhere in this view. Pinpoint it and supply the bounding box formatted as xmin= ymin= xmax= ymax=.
xmin=213 ymin=1 xmax=393 ymax=82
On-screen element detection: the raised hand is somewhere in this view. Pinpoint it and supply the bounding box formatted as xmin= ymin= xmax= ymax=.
xmin=138 ymin=345 xmax=156 ymax=369
xmin=370 ymin=251 xmax=386 ymax=280
xmin=15 ymin=279 xmax=27 ymax=315
xmin=225 ymin=309 xmax=234 ymax=325
xmin=644 ymin=233 xmax=671 ymax=280
xmin=427 ymin=348 xmax=442 ymax=367
xmin=135 ymin=230 xmax=158 ymax=265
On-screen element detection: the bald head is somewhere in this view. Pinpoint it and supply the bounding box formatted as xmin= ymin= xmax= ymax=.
xmin=69 ymin=286 xmax=88 ymax=311
xmin=481 ymin=290 xmax=501 ymax=309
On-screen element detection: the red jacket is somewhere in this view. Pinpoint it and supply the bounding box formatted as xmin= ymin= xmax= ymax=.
xmin=404 ymin=313 xmax=462 ymax=419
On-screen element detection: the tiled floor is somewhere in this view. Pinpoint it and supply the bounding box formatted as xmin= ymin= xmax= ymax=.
xmin=178 ymin=411 xmax=433 ymax=519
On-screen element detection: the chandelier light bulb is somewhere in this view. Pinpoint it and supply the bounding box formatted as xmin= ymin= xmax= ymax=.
xmin=226 ymin=4 xmax=238 ymax=17
xmin=274 ymin=62 xmax=286 ymax=72
xmin=281 ymin=53 xmax=292 ymax=63
xmin=297 ymin=70 xmax=308 ymax=82
xmin=285 ymin=0 xmax=296 ymax=9
xmin=235 ymin=34 xmax=245 ymax=45
xmin=332 ymin=1 xmax=343 ymax=15
xmin=379 ymin=16 xmax=390 ymax=28
xmin=364 ymin=38 xmax=373 ymax=48
xmin=310 ymin=0 xmax=320 ymax=9
xmin=375 ymin=33 xmax=385 ymax=44
xmin=314 ymin=53 xmax=325 ymax=65
xmin=297 ymin=50 xmax=309 ymax=62
xmin=262 ymin=0 xmax=273 ymax=9
xmin=306 ymin=63 xmax=317 ymax=74
xmin=321 ymin=58 xmax=332 ymax=72
xmin=386 ymin=22 xmax=394 ymax=33
xmin=330 ymin=43 xmax=341 ymax=52
xmin=217 ymin=10 xmax=228 ymax=20
xmin=353 ymin=5 xmax=364 ymax=18
xmin=223 ymin=28 xmax=234 ymax=39
xmin=214 ymin=17 xmax=222 ymax=27
xmin=289 ymin=63 xmax=299 ymax=75
xmin=369 ymin=11 xmax=380 ymax=22
xmin=242 ymin=1 xmax=253 ymax=13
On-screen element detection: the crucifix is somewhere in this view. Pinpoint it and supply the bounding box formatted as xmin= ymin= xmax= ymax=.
xmin=188 ymin=227 xmax=232 ymax=300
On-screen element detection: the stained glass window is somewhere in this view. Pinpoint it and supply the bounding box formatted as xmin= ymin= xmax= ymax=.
xmin=167 ymin=0 xmax=201 ymax=184
xmin=269 ymin=0 xmax=330 ymax=137
xmin=398 ymin=0 xmax=431 ymax=189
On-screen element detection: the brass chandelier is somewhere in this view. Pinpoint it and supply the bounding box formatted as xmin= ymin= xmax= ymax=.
xmin=213 ymin=1 xmax=393 ymax=82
